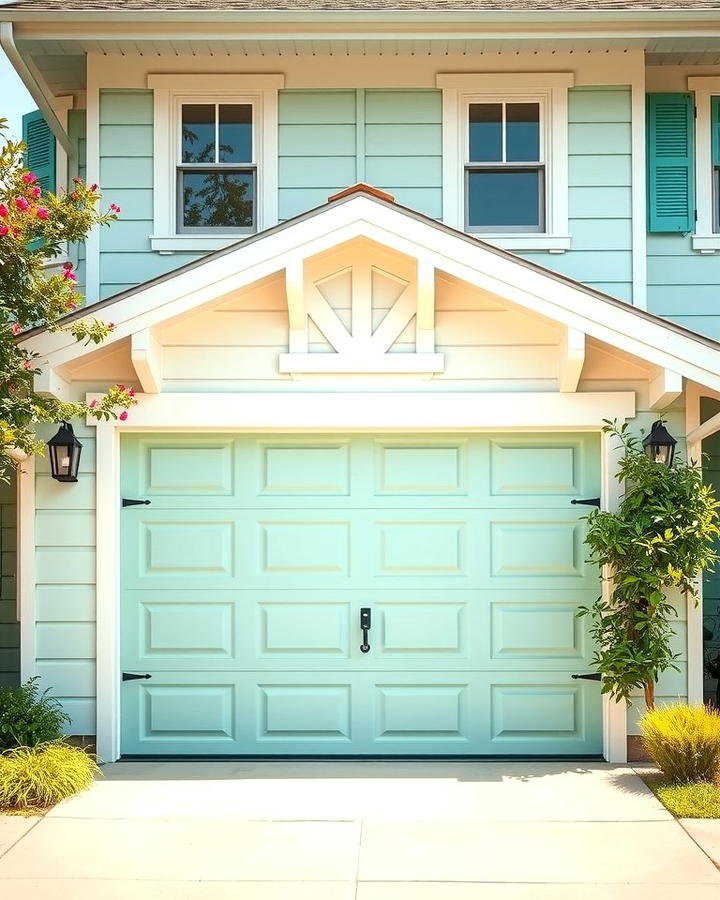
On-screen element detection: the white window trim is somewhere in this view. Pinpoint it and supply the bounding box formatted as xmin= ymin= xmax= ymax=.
xmin=688 ymin=76 xmax=720 ymax=253
xmin=437 ymin=73 xmax=574 ymax=252
xmin=148 ymin=73 xmax=284 ymax=253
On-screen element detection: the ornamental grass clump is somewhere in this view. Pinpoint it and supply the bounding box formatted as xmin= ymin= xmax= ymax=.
xmin=639 ymin=704 xmax=720 ymax=784
xmin=0 ymin=742 xmax=100 ymax=810
xmin=0 ymin=677 xmax=70 ymax=751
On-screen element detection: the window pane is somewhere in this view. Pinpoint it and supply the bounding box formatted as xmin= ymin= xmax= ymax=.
xmin=219 ymin=104 xmax=253 ymax=163
xmin=467 ymin=169 xmax=541 ymax=229
xmin=506 ymin=103 xmax=540 ymax=162
xmin=182 ymin=170 xmax=254 ymax=228
xmin=182 ymin=104 xmax=216 ymax=163
xmin=469 ymin=103 xmax=502 ymax=162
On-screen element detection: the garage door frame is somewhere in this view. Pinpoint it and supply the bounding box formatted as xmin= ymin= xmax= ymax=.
xmin=94 ymin=389 xmax=636 ymax=763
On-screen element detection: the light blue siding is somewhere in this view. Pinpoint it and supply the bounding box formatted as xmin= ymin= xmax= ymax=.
xmin=517 ymin=86 xmax=634 ymax=303
xmin=67 ymin=109 xmax=87 ymax=294
xmin=703 ymin=404 xmax=720 ymax=704
xmin=98 ymin=89 xmax=205 ymax=299
xmin=648 ymin=235 xmax=720 ymax=339
xmin=278 ymin=89 xmax=442 ymax=221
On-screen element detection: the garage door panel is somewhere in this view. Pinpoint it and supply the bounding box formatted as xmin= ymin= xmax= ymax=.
xmin=489 ymin=676 xmax=602 ymax=754
xmin=374 ymin=439 xmax=470 ymax=496
xmin=257 ymin=440 xmax=352 ymax=497
xmin=490 ymin=600 xmax=587 ymax=662
xmin=487 ymin=514 xmax=591 ymax=588
xmin=259 ymin=603 xmax=350 ymax=657
xmin=258 ymin=683 xmax=352 ymax=741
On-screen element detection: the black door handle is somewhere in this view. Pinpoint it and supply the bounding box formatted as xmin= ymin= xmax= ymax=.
xmin=572 ymin=672 xmax=602 ymax=681
xmin=360 ymin=607 xmax=371 ymax=653
xmin=122 ymin=672 xmax=152 ymax=682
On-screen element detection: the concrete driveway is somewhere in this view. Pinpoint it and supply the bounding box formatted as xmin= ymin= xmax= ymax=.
xmin=0 ymin=761 xmax=719 ymax=898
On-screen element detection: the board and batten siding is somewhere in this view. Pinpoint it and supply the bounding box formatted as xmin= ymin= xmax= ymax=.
xmin=34 ymin=418 xmax=97 ymax=734
xmin=520 ymin=86 xmax=634 ymax=303
xmin=277 ymin=88 xmax=443 ymax=220
xmin=0 ymin=475 xmax=18 ymax=687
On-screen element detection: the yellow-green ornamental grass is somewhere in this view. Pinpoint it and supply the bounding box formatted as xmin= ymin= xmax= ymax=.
xmin=639 ymin=704 xmax=720 ymax=783
xmin=0 ymin=742 xmax=100 ymax=811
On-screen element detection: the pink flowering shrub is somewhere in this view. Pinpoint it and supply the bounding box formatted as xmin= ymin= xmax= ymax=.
xmin=0 ymin=117 xmax=134 ymax=476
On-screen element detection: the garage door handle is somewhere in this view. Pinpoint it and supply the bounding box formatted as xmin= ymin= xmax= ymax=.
xmin=360 ymin=607 xmax=371 ymax=654
xmin=570 ymin=498 xmax=600 ymax=508
xmin=122 ymin=672 xmax=152 ymax=682
xmin=572 ymin=672 xmax=602 ymax=681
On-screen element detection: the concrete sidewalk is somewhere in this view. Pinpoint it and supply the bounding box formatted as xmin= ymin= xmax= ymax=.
xmin=1 ymin=761 xmax=719 ymax=898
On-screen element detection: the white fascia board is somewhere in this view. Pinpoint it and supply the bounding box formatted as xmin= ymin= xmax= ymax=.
xmin=21 ymin=195 xmax=720 ymax=393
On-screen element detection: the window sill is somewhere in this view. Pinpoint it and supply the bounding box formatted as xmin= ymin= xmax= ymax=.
xmin=469 ymin=233 xmax=572 ymax=252
xmin=150 ymin=235 xmax=250 ymax=253
xmin=691 ymin=234 xmax=720 ymax=253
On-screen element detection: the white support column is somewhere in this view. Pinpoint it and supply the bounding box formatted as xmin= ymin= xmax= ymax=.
xmin=685 ymin=382 xmax=705 ymax=706
xmin=95 ymin=419 xmax=121 ymax=762
xmin=17 ymin=456 xmax=36 ymax=682
xmin=601 ymin=429 xmax=628 ymax=763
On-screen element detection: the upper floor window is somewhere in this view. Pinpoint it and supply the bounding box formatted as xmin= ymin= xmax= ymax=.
xmin=687 ymin=77 xmax=720 ymax=251
xmin=179 ymin=103 xmax=255 ymax=232
xmin=437 ymin=72 xmax=573 ymax=252
xmin=148 ymin=73 xmax=284 ymax=253
xmin=466 ymin=101 xmax=543 ymax=233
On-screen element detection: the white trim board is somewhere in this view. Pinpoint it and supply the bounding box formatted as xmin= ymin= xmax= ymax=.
xmin=91 ymin=390 xmax=635 ymax=762
xmin=689 ymin=76 xmax=720 ymax=253
xmin=22 ymin=194 xmax=720 ymax=395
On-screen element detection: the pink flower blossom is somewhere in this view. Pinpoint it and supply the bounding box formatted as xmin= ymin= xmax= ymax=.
xmin=90 ymin=183 xmax=98 ymax=191
xmin=11 ymin=323 xmax=21 ymax=336
xmin=22 ymin=172 xmax=38 ymax=185
xmin=107 ymin=322 xmax=115 ymax=329
xmin=22 ymin=359 xmax=33 ymax=370
xmin=30 ymin=186 xmax=41 ymax=199
xmin=118 ymin=384 xmax=126 ymax=391
xmin=0 ymin=204 xmax=8 ymax=218
xmin=109 ymin=203 xmax=121 ymax=213
xmin=128 ymin=388 xmax=136 ymax=398
xmin=62 ymin=261 xmax=74 ymax=271
xmin=63 ymin=269 xmax=77 ymax=282
xmin=72 ymin=177 xmax=82 ymax=185
xmin=65 ymin=300 xmax=77 ymax=311
xmin=88 ymin=398 xmax=97 ymax=409
xmin=119 ymin=410 xmax=128 ymax=421
xmin=0 ymin=226 xmax=8 ymax=237
xmin=14 ymin=197 xmax=30 ymax=212
xmin=35 ymin=207 xmax=49 ymax=220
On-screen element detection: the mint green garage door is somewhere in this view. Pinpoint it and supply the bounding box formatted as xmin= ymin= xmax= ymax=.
xmin=120 ymin=433 xmax=603 ymax=756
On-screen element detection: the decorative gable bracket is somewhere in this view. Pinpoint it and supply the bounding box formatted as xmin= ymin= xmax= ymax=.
xmin=279 ymin=250 xmax=444 ymax=378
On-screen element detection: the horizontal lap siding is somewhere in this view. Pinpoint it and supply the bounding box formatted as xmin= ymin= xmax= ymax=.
xmin=0 ymin=477 xmax=17 ymax=687
xmin=647 ymin=236 xmax=720 ymax=340
xmin=98 ymin=90 xmax=200 ymax=301
xmin=521 ymin=87 xmax=633 ymax=303
xmin=35 ymin=420 xmax=97 ymax=735
xmin=278 ymin=89 xmax=442 ymax=221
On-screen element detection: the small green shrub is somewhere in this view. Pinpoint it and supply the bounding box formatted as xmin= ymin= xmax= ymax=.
xmin=0 ymin=741 xmax=100 ymax=810
xmin=0 ymin=677 xmax=70 ymax=750
xmin=640 ymin=703 xmax=720 ymax=783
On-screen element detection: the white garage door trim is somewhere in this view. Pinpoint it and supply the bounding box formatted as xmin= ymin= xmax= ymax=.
xmin=91 ymin=389 xmax=635 ymax=763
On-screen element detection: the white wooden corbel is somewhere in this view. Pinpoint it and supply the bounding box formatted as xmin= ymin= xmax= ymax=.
xmin=558 ymin=327 xmax=585 ymax=393
xmin=416 ymin=259 xmax=436 ymax=354
xmin=130 ymin=328 xmax=161 ymax=394
xmin=649 ymin=368 xmax=683 ymax=410
xmin=34 ymin=365 xmax=71 ymax=401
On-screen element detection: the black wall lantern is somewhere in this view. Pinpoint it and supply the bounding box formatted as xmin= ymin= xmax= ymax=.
xmin=47 ymin=422 xmax=82 ymax=482
xmin=642 ymin=419 xmax=677 ymax=467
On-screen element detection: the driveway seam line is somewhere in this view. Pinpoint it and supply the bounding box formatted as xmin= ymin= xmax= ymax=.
xmin=676 ymin=820 xmax=720 ymax=872
xmin=0 ymin=815 xmax=45 ymax=861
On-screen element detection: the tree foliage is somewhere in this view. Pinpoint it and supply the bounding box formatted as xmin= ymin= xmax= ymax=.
xmin=0 ymin=118 xmax=134 ymax=477
xmin=580 ymin=420 xmax=720 ymax=709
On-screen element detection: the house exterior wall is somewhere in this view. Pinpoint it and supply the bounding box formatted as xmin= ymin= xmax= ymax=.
xmin=78 ymin=51 xmax=650 ymax=307
xmin=646 ymin=65 xmax=720 ymax=340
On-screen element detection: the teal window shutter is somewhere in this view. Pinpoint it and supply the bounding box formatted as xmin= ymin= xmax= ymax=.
xmin=21 ymin=109 xmax=56 ymax=195
xmin=712 ymin=96 xmax=720 ymax=166
xmin=646 ymin=93 xmax=694 ymax=233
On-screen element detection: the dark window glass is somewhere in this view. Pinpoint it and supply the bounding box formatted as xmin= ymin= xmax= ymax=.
xmin=506 ymin=103 xmax=540 ymax=162
xmin=468 ymin=169 xmax=541 ymax=229
xmin=181 ymin=104 xmax=215 ymax=163
xmin=219 ymin=104 xmax=252 ymax=163
xmin=182 ymin=170 xmax=254 ymax=228
xmin=469 ymin=103 xmax=502 ymax=162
